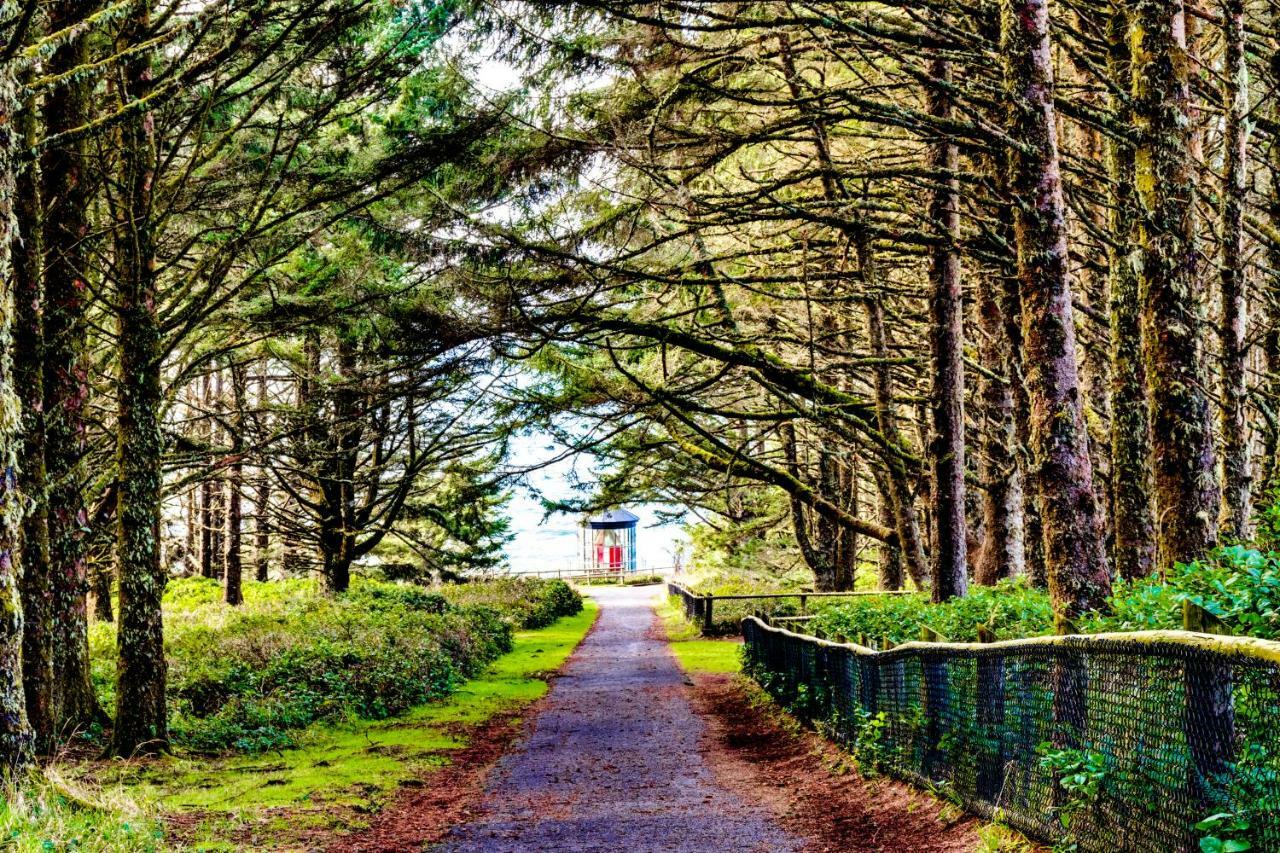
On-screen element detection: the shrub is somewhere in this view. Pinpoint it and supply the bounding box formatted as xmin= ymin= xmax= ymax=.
xmin=439 ymin=577 xmax=583 ymax=629
xmin=89 ymin=575 xmax=579 ymax=753
xmin=808 ymin=546 xmax=1280 ymax=646
xmin=810 ymin=579 xmax=1054 ymax=645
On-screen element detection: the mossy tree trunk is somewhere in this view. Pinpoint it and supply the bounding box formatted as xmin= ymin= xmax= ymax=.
xmin=0 ymin=65 xmax=33 ymax=784
xmin=110 ymin=18 xmax=168 ymax=757
xmin=199 ymin=372 xmax=215 ymax=578
xmin=975 ymin=249 xmax=1024 ymax=586
xmin=43 ymin=0 xmax=104 ymax=731
xmin=224 ymin=362 xmax=246 ymax=605
xmin=1131 ymin=0 xmax=1220 ymax=568
xmin=875 ymin=475 xmax=903 ymax=590
xmin=1103 ymin=2 xmax=1157 ymax=579
xmin=254 ymin=371 xmax=270 ymax=582
xmin=926 ymin=31 xmax=968 ymax=603
xmin=859 ymin=238 xmax=929 ymax=591
xmin=15 ymin=80 xmax=54 ymax=754
xmin=1217 ymin=0 xmax=1250 ymax=540
xmin=1000 ymin=0 xmax=1111 ymax=622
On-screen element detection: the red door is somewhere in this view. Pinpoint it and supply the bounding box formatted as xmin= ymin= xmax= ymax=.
xmin=609 ymin=545 xmax=622 ymax=569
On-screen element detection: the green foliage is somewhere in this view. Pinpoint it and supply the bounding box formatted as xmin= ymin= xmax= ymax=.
xmin=0 ymin=773 xmax=163 ymax=852
xmin=1196 ymin=812 xmax=1253 ymax=853
xmin=808 ymin=545 xmax=1280 ymax=646
xmin=88 ymin=576 xmax=581 ymax=753
xmin=810 ymin=580 xmax=1054 ymax=645
xmin=77 ymin=603 xmax=599 ymax=850
xmin=438 ymin=578 xmax=583 ymax=629
xmin=1037 ymin=744 xmax=1109 ymax=851
xmin=1088 ymin=546 xmax=1280 ymax=638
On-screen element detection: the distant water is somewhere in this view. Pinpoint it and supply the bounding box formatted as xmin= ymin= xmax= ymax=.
xmin=502 ymin=433 xmax=687 ymax=574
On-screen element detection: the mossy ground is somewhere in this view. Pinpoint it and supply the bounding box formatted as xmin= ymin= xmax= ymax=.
xmin=60 ymin=601 xmax=598 ymax=850
xmin=657 ymin=595 xmax=742 ymax=674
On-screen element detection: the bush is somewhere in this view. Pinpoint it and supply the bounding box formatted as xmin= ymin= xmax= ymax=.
xmin=89 ymin=575 xmax=580 ymax=753
xmin=1085 ymin=545 xmax=1280 ymax=638
xmin=438 ymin=577 xmax=583 ymax=629
xmin=808 ymin=545 xmax=1280 ymax=646
xmin=810 ymin=579 xmax=1054 ymax=644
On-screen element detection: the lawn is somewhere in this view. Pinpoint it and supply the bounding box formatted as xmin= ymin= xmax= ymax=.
xmin=657 ymin=595 xmax=742 ymax=674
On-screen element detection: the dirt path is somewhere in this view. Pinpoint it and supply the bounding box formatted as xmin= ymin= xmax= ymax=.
xmin=434 ymin=585 xmax=804 ymax=852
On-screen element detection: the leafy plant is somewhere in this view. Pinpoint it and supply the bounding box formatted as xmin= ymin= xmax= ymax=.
xmin=1195 ymin=812 xmax=1252 ymax=853
xmin=1037 ymin=743 xmax=1108 ymax=851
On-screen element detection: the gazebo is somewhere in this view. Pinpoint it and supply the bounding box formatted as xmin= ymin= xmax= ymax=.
xmin=581 ymin=509 xmax=639 ymax=574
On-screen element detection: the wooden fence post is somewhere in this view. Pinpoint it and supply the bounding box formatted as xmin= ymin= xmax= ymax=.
xmin=702 ymin=595 xmax=714 ymax=634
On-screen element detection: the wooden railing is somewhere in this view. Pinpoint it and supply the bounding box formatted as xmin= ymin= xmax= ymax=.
xmin=666 ymin=581 xmax=911 ymax=635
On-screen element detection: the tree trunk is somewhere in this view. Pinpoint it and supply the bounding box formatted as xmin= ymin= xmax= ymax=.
xmin=926 ymin=37 xmax=968 ymax=602
xmin=254 ymin=372 xmax=270 ymax=582
xmin=1104 ymin=2 xmax=1157 ymax=579
xmin=875 ymin=475 xmax=903 ymax=590
xmin=42 ymin=0 xmax=101 ymax=733
xmin=0 ymin=65 xmax=33 ymax=784
xmin=1267 ymin=19 xmax=1280 ymax=503
xmin=860 ymin=263 xmax=929 ymax=591
xmin=1218 ymin=0 xmax=1250 ymax=539
xmin=110 ymin=20 xmax=168 ymax=757
xmin=1001 ymin=0 xmax=1111 ymax=623
xmin=255 ymin=474 xmax=271 ymax=582
xmin=224 ymin=364 xmax=246 ymax=605
xmin=199 ymin=373 xmax=215 ymax=578
xmin=782 ymin=423 xmax=837 ymax=591
xmin=999 ymin=240 xmax=1047 ymax=588
xmin=1132 ymin=0 xmax=1220 ymax=567
xmin=15 ymin=82 xmax=55 ymax=753
xmin=975 ymin=255 xmax=1024 ymax=585
xmin=92 ymin=560 xmax=113 ymax=623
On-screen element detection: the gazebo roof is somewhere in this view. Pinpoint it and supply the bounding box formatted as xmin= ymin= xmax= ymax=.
xmin=586 ymin=508 xmax=639 ymax=528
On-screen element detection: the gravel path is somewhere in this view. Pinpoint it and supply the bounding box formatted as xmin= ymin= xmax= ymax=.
xmin=435 ymin=585 xmax=804 ymax=852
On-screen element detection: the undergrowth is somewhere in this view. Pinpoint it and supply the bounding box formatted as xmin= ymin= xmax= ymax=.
xmin=0 ymin=771 xmax=163 ymax=852
xmin=808 ymin=546 xmax=1280 ymax=645
xmin=88 ymin=576 xmax=582 ymax=753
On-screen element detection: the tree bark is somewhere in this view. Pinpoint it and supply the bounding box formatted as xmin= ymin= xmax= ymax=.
xmin=1001 ymin=0 xmax=1111 ymax=622
xmin=224 ymin=363 xmax=246 ymax=605
xmin=1218 ymin=0 xmax=1250 ymax=539
xmin=975 ymin=255 xmax=1024 ymax=585
xmin=859 ymin=241 xmax=929 ymax=591
xmin=1132 ymin=0 xmax=1220 ymax=567
xmin=15 ymin=82 xmax=55 ymax=753
xmin=926 ymin=36 xmax=968 ymax=603
xmin=1103 ymin=2 xmax=1158 ymax=579
xmin=42 ymin=0 xmax=101 ymax=733
xmin=199 ymin=373 xmax=215 ymax=578
xmin=254 ymin=372 xmax=270 ymax=582
xmin=875 ymin=474 xmax=903 ymax=590
xmin=0 ymin=65 xmax=33 ymax=784
xmin=110 ymin=15 xmax=169 ymax=756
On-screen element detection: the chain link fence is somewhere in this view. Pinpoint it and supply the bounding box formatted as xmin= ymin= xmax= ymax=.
xmin=743 ymin=616 xmax=1280 ymax=852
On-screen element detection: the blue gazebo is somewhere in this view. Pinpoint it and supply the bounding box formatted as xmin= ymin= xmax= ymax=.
xmin=582 ymin=509 xmax=639 ymax=573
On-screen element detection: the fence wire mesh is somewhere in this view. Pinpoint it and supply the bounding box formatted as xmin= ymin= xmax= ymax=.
xmin=743 ymin=617 xmax=1280 ymax=852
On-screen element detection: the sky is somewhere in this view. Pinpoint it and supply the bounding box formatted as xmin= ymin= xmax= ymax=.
xmin=501 ymin=431 xmax=688 ymax=573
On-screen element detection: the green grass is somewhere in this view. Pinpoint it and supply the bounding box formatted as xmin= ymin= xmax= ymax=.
xmin=0 ymin=771 xmax=166 ymax=852
xmin=669 ymin=640 xmax=742 ymax=674
xmin=657 ymin=595 xmax=742 ymax=674
xmin=66 ymin=601 xmax=599 ymax=850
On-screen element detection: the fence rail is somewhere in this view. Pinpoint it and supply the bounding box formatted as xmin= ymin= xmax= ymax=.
xmin=666 ymin=582 xmax=908 ymax=635
xmin=742 ymin=616 xmax=1280 ymax=853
